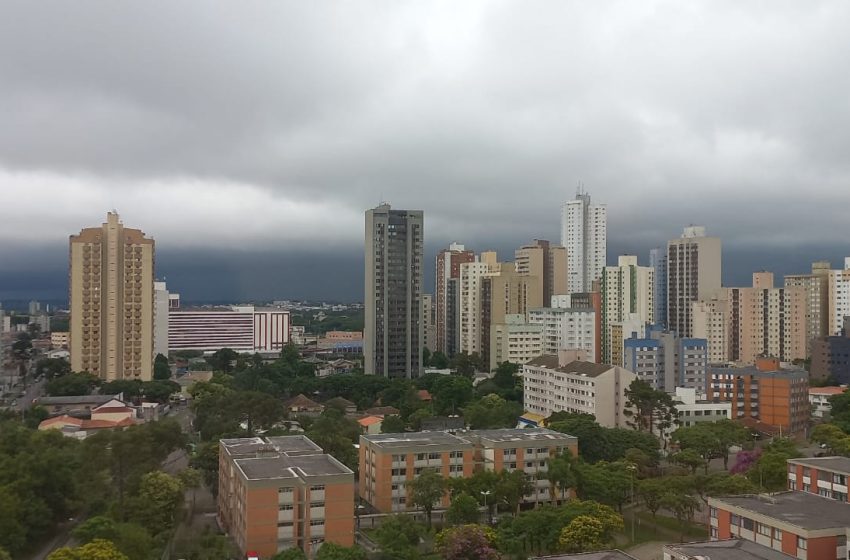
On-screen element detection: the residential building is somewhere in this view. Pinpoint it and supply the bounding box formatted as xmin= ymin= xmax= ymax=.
xmin=568 ymin=291 xmax=603 ymax=362
xmin=218 ymin=436 xmax=354 ymax=558
xmin=609 ymin=315 xmax=646 ymax=368
xmin=34 ymin=394 xmax=126 ymax=416
xmin=601 ymin=255 xmax=654 ymax=364
xmin=667 ymin=226 xmax=722 ymax=338
xmin=528 ymin=296 xmax=597 ymax=359
xmin=650 ymin=247 xmax=668 ymax=330
xmin=51 ymin=331 xmax=70 ymax=348
xmin=421 ymin=293 xmax=436 ymax=353
xmin=490 ymin=314 xmax=544 ymax=368
xmin=153 ymin=281 xmax=170 ymax=357
xmin=707 ymin=491 xmax=849 ymax=559
xmin=69 ymin=212 xmax=155 ymax=381
xmin=784 ymin=261 xmax=831 ymax=356
xmin=663 ymin=539 xmax=797 ymax=560
xmin=515 ymin=239 xmax=568 ymax=305
xmin=707 ymin=358 xmax=810 ymax=435
xmin=809 ymin=387 xmax=847 ymax=419
xmin=459 ymin=259 xmax=499 ymax=357
xmin=522 ymin=353 xmax=637 ymax=427
xmin=672 ymin=387 xmax=731 ymax=429
xmin=787 ymin=457 xmax=850 ymax=502
xmin=692 ymin=296 xmax=730 ymax=364
xmin=561 ymin=189 xmax=606 ymax=293
xmin=810 ymin=318 xmax=850 ymax=384
xmin=28 ymin=300 xmax=41 ymax=315
xmin=364 ymin=204 xmax=424 ymax=378
xmin=435 ymin=243 xmax=475 ymax=356
xmin=358 ymin=428 xmax=577 ymax=513
xmin=30 ymin=313 xmax=50 ymax=333
xmin=169 ymin=306 xmax=291 ymax=353
xmin=624 ymin=324 xmax=708 ymax=391
xmin=38 ymin=401 xmax=138 ymax=439
xmin=828 ymin=258 xmax=850 ymax=336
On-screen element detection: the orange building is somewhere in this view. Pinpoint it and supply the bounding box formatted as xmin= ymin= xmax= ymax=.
xmin=359 ymin=428 xmax=578 ymax=513
xmin=708 ymin=358 xmax=809 ymax=435
xmin=218 ymin=436 xmax=354 ymax=559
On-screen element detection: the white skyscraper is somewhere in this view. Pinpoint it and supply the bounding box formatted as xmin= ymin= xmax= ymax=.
xmin=561 ymin=190 xmax=607 ymax=293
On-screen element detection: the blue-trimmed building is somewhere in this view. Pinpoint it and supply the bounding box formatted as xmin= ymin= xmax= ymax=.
xmin=624 ymin=324 xmax=708 ymax=392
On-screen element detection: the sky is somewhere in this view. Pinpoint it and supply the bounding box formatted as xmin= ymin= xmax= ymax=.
xmin=1 ymin=1 xmax=850 ymax=303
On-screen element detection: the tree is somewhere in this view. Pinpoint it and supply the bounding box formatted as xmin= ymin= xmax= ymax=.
xmin=0 ymin=548 xmax=11 ymax=560
xmin=624 ymin=380 xmax=677 ymax=438
xmin=574 ymin=462 xmax=631 ymax=511
xmin=100 ymin=379 xmax=144 ymax=400
xmin=142 ymin=379 xmax=181 ymax=403
xmin=314 ymin=542 xmax=368 ymax=560
xmin=272 ymin=549 xmax=307 ymax=560
xmin=48 ymin=539 xmax=130 ymax=560
xmin=381 ymin=415 xmax=406 ymax=434
xmin=637 ymin=478 xmax=666 ymax=530
xmin=45 ymin=372 xmax=101 ymax=396
xmin=748 ymin=440 xmax=801 ymax=492
xmin=450 ymin=352 xmax=483 ymax=377
xmin=128 ymin=471 xmax=183 ymax=535
xmin=546 ymin=451 xmax=578 ymax=503
xmin=431 ymin=375 xmax=473 ymax=415
xmin=811 ymin=423 xmax=850 ymax=455
xmin=436 ymin=525 xmax=500 ymax=560
xmin=659 ymin=492 xmax=701 ymax=541
xmin=671 ymin=449 xmax=707 ymax=474
xmin=496 ymin=469 xmax=534 ymax=517
xmin=372 ymin=514 xmax=422 ymax=558
xmin=406 ymin=468 xmax=447 ymax=529
xmin=422 ymin=347 xmax=431 ymax=368
xmin=447 ymin=493 xmax=481 ymax=525
xmin=153 ymin=354 xmax=171 ymax=380
xmin=559 ymin=515 xmax=606 ymax=553
xmin=463 ymin=394 xmax=523 ymax=429
xmin=178 ymin=467 xmax=202 ymax=512
xmin=549 ymin=413 xmax=659 ymax=464
xmin=35 ymin=357 xmax=71 ymax=379
xmin=73 ymin=516 xmax=118 ymax=543
xmin=206 ymin=348 xmax=239 ymax=373
xmin=430 ymin=351 xmax=450 ymax=369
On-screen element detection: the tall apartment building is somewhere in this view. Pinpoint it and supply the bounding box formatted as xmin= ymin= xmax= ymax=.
xmin=667 ymin=226 xmax=722 ymax=338
xmin=69 ymin=212 xmax=155 ymax=381
xmin=828 ymin=258 xmax=850 ymax=336
xmin=522 ymin=354 xmax=637 ymax=427
xmin=359 ymin=428 xmax=577 ymax=513
xmin=435 ymin=243 xmax=475 ymax=356
xmin=169 ymin=306 xmax=291 ymax=353
xmin=692 ymin=297 xmax=730 ymax=363
xmin=364 ymin=204 xmax=424 ymax=378
xmin=490 ymin=314 xmax=544 ymax=368
xmin=784 ymin=260 xmax=830 ymax=356
xmin=527 ymin=296 xmax=597 ymax=359
xmin=708 ymin=358 xmax=810 ymax=435
xmin=601 ymin=255 xmax=654 ymax=364
xmin=515 ymin=240 xmax=567 ymax=305
xmin=218 ymin=436 xmax=354 ymax=558
xmin=153 ymin=281 xmax=170 ymax=357
xmin=480 ymin=263 xmax=542 ymax=370
xmin=421 ymin=294 xmax=436 ymax=353
xmin=609 ymin=315 xmax=647 ymax=368
xmin=623 ymin=324 xmax=708 ymax=391
xmin=561 ymin=190 xmax=607 ymax=293
xmin=567 ymin=291 xmax=603 ymax=362
xmin=650 ymin=247 xmax=668 ymax=329
xmin=810 ymin=319 xmax=850 ymax=384
xmin=458 ymin=258 xmax=499 ymax=357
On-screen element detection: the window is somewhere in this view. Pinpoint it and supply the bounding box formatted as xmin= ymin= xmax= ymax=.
xmin=310 ymin=520 xmax=324 ymax=527
xmin=757 ymin=523 xmax=771 ymax=536
xmin=428 ymin=452 xmax=440 ymax=460
xmin=279 ymin=487 xmax=293 ymax=494
xmin=416 ymin=453 xmax=426 ymax=461
xmin=741 ymin=518 xmax=754 ymax=531
xmin=391 ymin=468 xmax=406 ymax=476
xmin=278 ymin=521 xmax=293 ymax=528
xmin=310 ymin=501 xmax=323 ymax=508
xmin=392 ymin=454 xmax=405 ymax=462
xmin=279 ymin=504 xmax=293 ymax=511
xmin=796 ymin=537 xmax=806 ymax=550
xmin=709 ymin=507 xmax=717 ymax=519
xmin=310 ymin=485 xmax=325 ymax=492
xmin=730 ymin=514 xmax=740 ymax=526
xmin=834 ymin=473 xmax=847 ymax=485
xmin=773 ymin=528 xmax=782 ymax=540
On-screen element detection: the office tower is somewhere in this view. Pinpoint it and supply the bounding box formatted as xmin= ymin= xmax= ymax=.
xmin=364 ymin=204 xmax=424 ymax=378
xmin=515 ymin=239 xmax=568 ymax=304
xmin=624 ymin=324 xmax=708 ymax=391
xmin=153 ymin=281 xmax=170 ymax=357
xmin=666 ymin=226 xmax=722 ymax=338
xmin=784 ymin=260 xmax=830 ymax=356
xmin=421 ymin=293 xmax=436 ymax=353
xmin=435 ymin=243 xmax=475 ymax=356
xmin=649 ymin=247 xmax=667 ymax=329
xmin=560 ymin=189 xmax=607 ymax=293
xmin=828 ymin=257 xmax=850 ymax=336
xmin=69 ymin=212 xmax=155 ymax=381
xmin=169 ymin=306 xmax=291 ymax=353
xmin=600 ymin=255 xmax=653 ymax=364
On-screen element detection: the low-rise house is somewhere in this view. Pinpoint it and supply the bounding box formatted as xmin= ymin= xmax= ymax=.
xmin=809 ymin=386 xmax=847 ymax=419
xmin=38 ymin=401 xmax=139 ymax=439
xmin=357 ymin=416 xmax=383 ymax=434
xmin=324 ymin=397 xmax=357 ymax=414
xmin=35 ymin=394 xmax=125 ymax=416
xmin=365 ymin=406 xmax=400 ymax=417
xmin=285 ymin=394 xmax=325 ymax=417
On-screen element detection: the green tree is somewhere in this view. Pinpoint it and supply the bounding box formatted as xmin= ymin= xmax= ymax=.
xmin=446 ymin=493 xmax=481 ymax=525
xmin=272 ymin=549 xmax=308 ymax=560
xmin=549 ymin=413 xmax=659 ymax=464
xmin=315 ymin=542 xmax=368 ymax=560
xmin=0 ymin=548 xmax=11 ymax=560
xmin=73 ymin=516 xmax=118 ymax=543
xmin=546 ymin=451 xmax=578 ymax=503
xmin=128 ymin=471 xmax=183 ymax=535
xmin=671 ymin=449 xmax=707 ymax=474
xmin=430 ymin=351 xmax=450 ymax=369
xmin=422 ymin=347 xmax=431 ymax=368
xmin=406 ymin=468 xmax=447 ymax=529
xmin=431 ymin=375 xmax=474 ymax=415
xmin=659 ymin=492 xmax=701 ymax=541
xmin=637 ymin=477 xmax=667 ymax=529
xmin=142 ymin=379 xmax=181 ymax=403
xmin=372 ymin=514 xmax=422 ymax=558
xmin=100 ymin=379 xmax=144 ymax=400
xmin=558 ymin=515 xmax=606 ymax=553
xmin=574 ymin=461 xmax=631 ymax=511
xmin=811 ymin=423 xmax=850 ymax=455
xmin=35 ymin=357 xmax=71 ymax=379
xmin=463 ymin=394 xmax=523 ymax=429
xmin=381 ymin=415 xmax=406 ymax=434
xmin=178 ymin=467 xmax=202 ymax=512
xmin=748 ymin=440 xmax=802 ymax=492
xmin=45 ymin=372 xmax=101 ymax=396
xmin=624 ymin=379 xmax=677 ymax=438
xmin=496 ymin=469 xmax=534 ymax=517
xmin=48 ymin=539 xmax=130 ymax=560
xmin=450 ymin=352 xmax=483 ymax=377
xmin=206 ymin=348 xmax=239 ymax=373
xmin=153 ymin=354 xmax=171 ymax=380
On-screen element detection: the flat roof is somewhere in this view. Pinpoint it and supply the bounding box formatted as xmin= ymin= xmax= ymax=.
xmin=530 ymin=552 xmax=637 ymax=560
xmin=362 ymin=431 xmax=471 ymax=449
xmin=235 ymin=453 xmax=351 ymax=480
xmin=36 ymin=394 xmax=121 ymax=405
xmin=787 ymin=456 xmax=850 ymax=475
xmin=363 ymin=428 xmax=577 ymax=449
xmin=525 ymin=356 xmax=614 ymax=377
xmin=711 ymin=492 xmax=850 ymax=531
xmin=663 ymin=539 xmax=794 ymax=560
xmin=470 ymin=427 xmax=577 ymax=444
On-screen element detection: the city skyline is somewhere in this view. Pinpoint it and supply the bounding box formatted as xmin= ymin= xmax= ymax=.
xmin=3 ymin=2 xmax=850 ymax=301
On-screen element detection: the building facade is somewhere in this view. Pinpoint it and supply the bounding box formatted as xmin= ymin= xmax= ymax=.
xmin=623 ymin=324 xmax=708 ymax=391
xmin=784 ymin=260 xmax=830 ymax=356
xmin=421 ymin=293 xmax=436 ymax=353
xmin=169 ymin=307 xmax=291 ymax=353
xmin=810 ymin=327 xmax=850 ymax=385
xmin=69 ymin=212 xmax=155 ymax=381
xmin=667 ymin=226 xmax=722 ymax=338
xmin=692 ymin=297 xmax=730 ymax=364
xmin=561 ymin=190 xmax=607 ymax=293
xmin=435 ymin=243 xmax=475 ymax=356
xmin=672 ymin=387 xmax=731 ymax=429
xmin=601 ymin=255 xmax=654 ymax=364
xmin=809 ymin=387 xmax=847 ymax=419
xmin=515 ymin=239 xmax=568 ymax=306
xmin=364 ymin=204 xmax=424 ymax=378
xmin=650 ymin=247 xmax=668 ymax=330
xmin=527 ymin=297 xmax=597 ymax=359
xmin=153 ymin=281 xmax=170 ymax=357
xmin=522 ymin=354 xmax=637 ymax=427
xmin=490 ymin=314 xmax=545 ymax=368
xmin=828 ymin=258 xmax=850 ymax=336
xmin=218 ymin=436 xmax=354 ymax=558
xmin=787 ymin=457 xmax=850 ymax=502
xmin=459 ymin=259 xmax=498 ymax=357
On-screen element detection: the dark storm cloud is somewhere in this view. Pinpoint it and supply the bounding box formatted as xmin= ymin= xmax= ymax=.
xmin=1 ymin=1 xmax=850 ymax=301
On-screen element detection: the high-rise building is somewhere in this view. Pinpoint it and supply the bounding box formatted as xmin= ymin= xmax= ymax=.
xmin=69 ymin=212 xmax=155 ymax=381
xmin=691 ymin=297 xmax=730 ymax=363
xmin=561 ymin=190 xmax=607 ymax=293
xmin=666 ymin=226 xmax=722 ymax=338
xmin=28 ymin=300 xmax=41 ymax=315
xmin=784 ymin=260 xmax=830 ymax=356
xmin=528 ymin=295 xmax=597 ymax=358
xmin=515 ymin=240 xmax=567 ymax=304
xmin=435 ymin=243 xmax=475 ymax=356
xmin=828 ymin=258 xmax=850 ymax=336
xmin=421 ymin=293 xmax=436 ymax=353
xmin=490 ymin=314 xmax=544 ymax=368
xmin=169 ymin=306 xmax=290 ymax=353
xmin=364 ymin=204 xmax=424 ymax=378
xmin=601 ymin=255 xmax=654 ymax=364
xmin=458 ymin=259 xmax=499 ymax=357
xmin=649 ymin=247 xmax=667 ymax=329
xmin=153 ymin=281 xmax=170 ymax=357
xmin=623 ymin=324 xmax=707 ymax=391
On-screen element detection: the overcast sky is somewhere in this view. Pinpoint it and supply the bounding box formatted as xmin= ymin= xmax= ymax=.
xmin=1 ymin=1 xmax=849 ymax=303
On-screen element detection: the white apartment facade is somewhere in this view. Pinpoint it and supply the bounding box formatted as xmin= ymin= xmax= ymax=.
xmin=667 ymin=226 xmax=722 ymax=338
xmin=561 ymin=191 xmax=607 ymax=293
xmin=829 ymin=258 xmax=850 ymax=336
xmin=601 ymin=255 xmax=654 ymax=364
xmin=490 ymin=314 xmax=544 ymax=367
xmin=458 ymin=258 xmax=499 ymax=356
xmin=522 ymin=353 xmax=636 ymax=428
xmin=527 ymin=297 xmax=596 ymax=358
xmin=692 ymin=297 xmax=730 ymax=364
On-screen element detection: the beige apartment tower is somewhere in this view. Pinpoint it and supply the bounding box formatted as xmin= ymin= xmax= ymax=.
xmin=667 ymin=226 xmax=722 ymax=337
xmin=70 ymin=212 xmax=155 ymax=381
xmin=514 ymin=240 xmax=567 ymax=305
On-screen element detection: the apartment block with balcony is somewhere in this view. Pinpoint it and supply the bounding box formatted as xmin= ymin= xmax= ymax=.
xmin=624 ymin=324 xmax=708 ymax=391
xmin=809 ymin=387 xmax=847 ymax=419
xmin=490 ymin=314 xmax=544 ymax=368
xmin=787 ymin=457 xmax=850 ymax=503
xmin=218 ymin=436 xmax=354 ymax=559
xmin=358 ymin=428 xmax=577 ymax=513
xmin=527 ymin=297 xmax=597 ymax=359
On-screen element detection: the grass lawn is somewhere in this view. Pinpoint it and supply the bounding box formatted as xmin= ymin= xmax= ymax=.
xmin=617 ymin=511 xmax=708 ymax=549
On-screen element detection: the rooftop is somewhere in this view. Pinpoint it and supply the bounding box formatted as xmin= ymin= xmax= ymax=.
xmin=221 ymin=436 xmax=352 ymax=480
xmin=707 ymin=365 xmax=808 ymax=380
xmin=363 ymin=427 xmax=576 ymax=448
xmin=530 ymin=552 xmax=637 ymax=560
xmin=809 ymin=386 xmax=847 ymax=395
xmin=470 ymin=427 xmax=576 ymax=444
xmin=36 ymin=394 xmax=123 ymax=406
xmin=362 ymin=431 xmax=471 ymax=449
xmin=663 ymin=539 xmax=794 ymax=560
xmin=787 ymin=456 xmax=850 ymax=475
xmin=525 ymin=356 xmax=613 ymax=377
xmin=710 ymin=491 xmax=850 ymax=531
